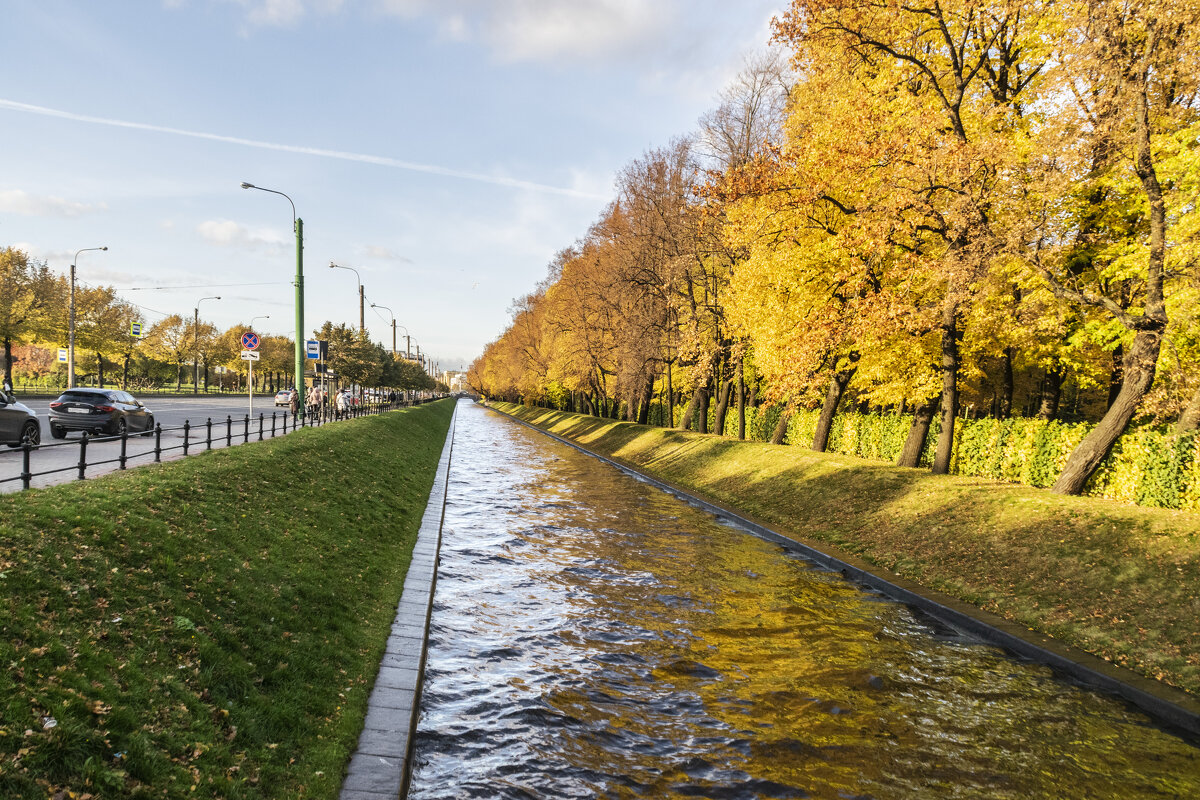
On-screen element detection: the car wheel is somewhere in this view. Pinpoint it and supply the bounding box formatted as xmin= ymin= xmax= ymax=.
xmin=113 ymin=417 xmax=128 ymax=436
xmin=50 ymin=423 xmax=66 ymax=440
xmin=21 ymin=420 xmax=40 ymax=447
xmin=142 ymin=415 xmax=155 ymax=437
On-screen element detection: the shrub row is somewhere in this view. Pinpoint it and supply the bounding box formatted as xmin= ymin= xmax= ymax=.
xmin=574 ymin=397 xmax=1198 ymax=511
xmin=713 ymin=403 xmax=1199 ymax=511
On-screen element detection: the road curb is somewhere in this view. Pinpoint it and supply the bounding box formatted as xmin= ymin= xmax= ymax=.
xmin=489 ymin=403 xmax=1200 ymax=740
xmin=339 ymin=402 xmax=457 ymax=800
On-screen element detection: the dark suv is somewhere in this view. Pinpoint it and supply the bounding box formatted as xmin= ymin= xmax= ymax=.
xmin=48 ymin=388 xmax=155 ymax=438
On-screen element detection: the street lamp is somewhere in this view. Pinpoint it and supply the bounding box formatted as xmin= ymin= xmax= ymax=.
xmin=241 ymin=181 xmax=304 ymax=415
xmin=193 ymin=295 xmax=220 ymax=394
xmin=329 ymin=262 xmax=364 ymax=333
xmin=394 ymin=324 xmax=411 ymax=359
xmin=250 ymin=314 xmax=271 ymax=330
xmin=68 ymin=246 xmax=108 ymax=388
xmin=369 ymin=302 xmax=397 ymax=354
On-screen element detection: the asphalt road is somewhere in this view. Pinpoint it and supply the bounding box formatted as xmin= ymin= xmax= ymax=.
xmin=1 ymin=394 xmax=301 ymax=494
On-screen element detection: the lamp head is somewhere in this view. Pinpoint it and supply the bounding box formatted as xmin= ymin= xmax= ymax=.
xmin=240 ymin=182 xmax=254 ymax=189
xmin=100 ymin=246 xmax=108 ymax=251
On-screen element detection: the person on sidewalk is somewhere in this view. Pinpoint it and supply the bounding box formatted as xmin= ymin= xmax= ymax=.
xmin=289 ymin=387 xmax=300 ymax=418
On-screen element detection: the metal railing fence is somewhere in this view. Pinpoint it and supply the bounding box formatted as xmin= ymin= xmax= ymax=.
xmin=1 ymin=398 xmax=434 ymax=492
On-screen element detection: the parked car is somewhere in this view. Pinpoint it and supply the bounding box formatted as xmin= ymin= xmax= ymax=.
xmin=274 ymin=389 xmax=292 ymax=406
xmin=48 ymin=388 xmax=154 ymax=438
xmin=0 ymin=390 xmax=40 ymax=447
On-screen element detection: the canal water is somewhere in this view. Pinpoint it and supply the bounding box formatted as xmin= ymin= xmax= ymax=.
xmin=407 ymin=402 xmax=1200 ymax=799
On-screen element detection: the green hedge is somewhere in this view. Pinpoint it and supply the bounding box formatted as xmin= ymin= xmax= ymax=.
xmin=646 ymin=400 xmax=1200 ymax=511
xmin=582 ymin=393 xmax=1199 ymax=510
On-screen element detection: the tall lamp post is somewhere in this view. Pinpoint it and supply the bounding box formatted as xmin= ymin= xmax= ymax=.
xmin=193 ymin=296 xmax=220 ymax=394
xmin=68 ymin=246 xmax=108 ymax=388
xmin=369 ymin=302 xmax=397 ymax=354
xmin=241 ymin=181 xmax=304 ymax=416
xmin=329 ymin=262 xmax=364 ymax=333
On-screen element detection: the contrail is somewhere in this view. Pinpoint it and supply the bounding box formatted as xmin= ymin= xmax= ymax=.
xmin=0 ymin=98 xmax=604 ymax=199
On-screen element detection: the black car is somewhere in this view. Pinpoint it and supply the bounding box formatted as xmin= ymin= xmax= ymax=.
xmin=0 ymin=389 xmax=40 ymax=447
xmin=48 ymin=388 xmax=155 ymax=438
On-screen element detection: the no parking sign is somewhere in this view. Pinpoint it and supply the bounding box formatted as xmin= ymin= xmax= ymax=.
xmin=240 ymin=331 xmax=260 ymax=350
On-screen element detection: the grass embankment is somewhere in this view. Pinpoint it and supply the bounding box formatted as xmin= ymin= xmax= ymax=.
xmin=494 ymin=402 xmax=1200 ymax=698
xmin=0 ymin=399 xmax=454 ymax=799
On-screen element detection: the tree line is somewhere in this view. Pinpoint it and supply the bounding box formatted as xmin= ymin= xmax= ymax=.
xmin=1 ymin=247 xmax=441 ymax=393
xmin=468 ymin=0 xmax=1200 ymax=495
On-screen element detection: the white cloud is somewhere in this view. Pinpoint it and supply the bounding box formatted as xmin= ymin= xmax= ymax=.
xmin=0 ymin=189 xmax=105 ymax=218
xmin=241 ymin=0 xmax=674 ymax=62
xmin=492 ymin=0 xmax=671 ymax=62
xmin=248 ymin=0 xmax=304 ymax=26
xmin=361 ymin=245 xmax=413 ymax=263
xmin=197 ymin=219 xmax=286 ymax=248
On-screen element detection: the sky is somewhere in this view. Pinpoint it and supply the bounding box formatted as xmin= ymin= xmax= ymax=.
xmin=1 ymin=0 xmax=785 ymax=372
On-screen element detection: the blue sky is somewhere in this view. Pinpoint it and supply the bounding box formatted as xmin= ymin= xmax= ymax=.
xmin=1 ymin=0 xmax=783 ymax=371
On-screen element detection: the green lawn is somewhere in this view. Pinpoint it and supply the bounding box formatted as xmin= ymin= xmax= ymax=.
xmin=0 ymin=399 xmax=454 ymax=799
xmin=494 ymin=402 xmax=1200 ymax=698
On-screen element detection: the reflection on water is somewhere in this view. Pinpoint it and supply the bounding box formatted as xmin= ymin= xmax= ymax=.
xmin=408 ymin=402 xmax=1200 ymax=799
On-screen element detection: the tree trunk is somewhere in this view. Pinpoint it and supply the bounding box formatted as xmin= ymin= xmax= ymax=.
xmin=2 ymin=336 xmax=12 ymax=388
xmin=932 ymin=308 xmax=960 ymax=475
xmin=679 ymin=387 xmax=702 ymax=431
xmin=1106 ymin=344 xmax=1124 ymax=411
xmin=1037 ymin=365 xmax=1063 ymax=420
xmin=812 ymin=355 xmax=859 ymax=452
xmin=736 ymin=355 xmax=746 ymax=441
xmin=664 ymin=364 xmax=673 ymax=428
xmin=998 ymin=346 xmax=1014 ymax=419
xmin=122 ymin=354 xmax=130 ymax=390
xmin=637 ymin=378 xmax=653 ymax=425
xmin=770 ymin=401 xmax=793 ymax=445
xmin=897 ymin=402 xmax=935 ymax=468
xmin=1053 ymin=329 xmax=1162 ymax=493
xmin=1177 ymin=385 xmax=1200 ymax=433
xmin=95 ymin=352 xmax=104 ymax=388
xmin=713 ymin=378 xmax=732 ymax=436
xmin=176 ymin=364 xmax=182 ymax=391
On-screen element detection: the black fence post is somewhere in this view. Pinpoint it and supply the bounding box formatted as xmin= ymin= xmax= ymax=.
xmin=154 ymin=423 xmax=162 ymax=462
xmin=21 ymin=442 xmax=32 ymax=490
xmin=206 ymin=418 xmax=213 ymax=450
xmin=77 ymin=433 xmax=88 ymax=480
xmin=271 ymin=412 xmax=277 ymax=438
xmin=119 ymin=425 xmax=128 ymax=470
xmin=183 ymin=420 xmax=190 ymax=456
xmin=226 ymin=415 xmax=233 ymax=447
xmin=243 ymin=415 xmax=249 ymax=444
xmin=258 ymin=413 xmax=264 ymax=441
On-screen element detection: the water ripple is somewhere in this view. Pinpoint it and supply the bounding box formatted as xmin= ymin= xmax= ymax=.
xmin=408 ymin=402 xmax=1200 ymax=799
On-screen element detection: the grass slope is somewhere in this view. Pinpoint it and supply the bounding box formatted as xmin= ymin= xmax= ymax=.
xmin=0 ymin=399 xmax=454 ymax=799
xmin=495 ymin=403 xmax=1200 ymax=698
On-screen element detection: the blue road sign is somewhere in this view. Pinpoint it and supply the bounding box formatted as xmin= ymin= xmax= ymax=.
xmin=306 ymin=339 xmax=320 ymax=359
xmin=241 ymin=331 xmax=260 ymax=350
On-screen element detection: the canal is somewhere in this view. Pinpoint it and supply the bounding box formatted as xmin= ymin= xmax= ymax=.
xmin=407 ymin=402 xmax=1200 ymax=798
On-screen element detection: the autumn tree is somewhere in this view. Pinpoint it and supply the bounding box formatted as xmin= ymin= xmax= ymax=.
xmin=0 ymin=248 xmax=62 ymax=386
xmin=1020 ymin=0 xmax=1200 ymax=493
xmin=143 ymin=315 xmax=192 ymax=390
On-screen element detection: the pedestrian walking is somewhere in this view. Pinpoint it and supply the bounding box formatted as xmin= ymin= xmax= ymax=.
xmin=289 ymin=387 xmax=300 ymax=418
xmin=335 ymin=388 xmax=347 ymax=419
